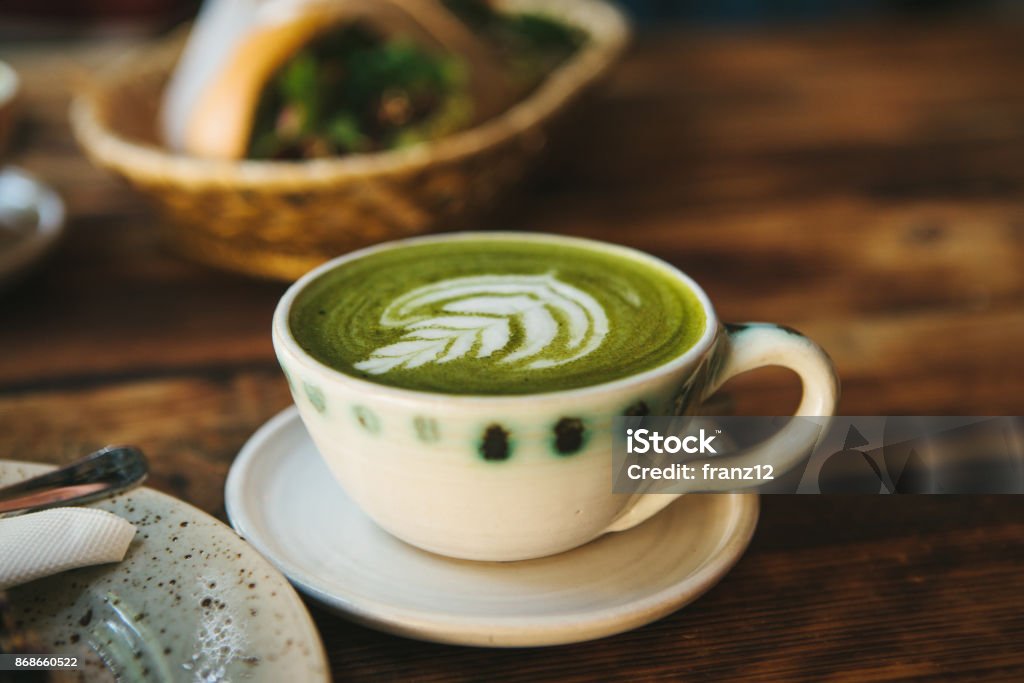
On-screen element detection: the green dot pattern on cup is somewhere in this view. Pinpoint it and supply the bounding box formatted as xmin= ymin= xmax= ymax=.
xmin=303 ymin=381 xmax=326 ymax=414
xmin=289 ymin=392 xmax=658 ymax=460
xmin=552 ymin=417 xmax=587 ymax=456
xmin=479 ymin=424 xmax=512 ymax=461
xmin=413 ymin=416 xmax=440 ymax=443
xmin=352 ymin=405 xmax=381 ymax=434
xmin=289 ymin=239 xmax=706 ymax=395
xmin=623 ymin=400 xmax=650 ymax=417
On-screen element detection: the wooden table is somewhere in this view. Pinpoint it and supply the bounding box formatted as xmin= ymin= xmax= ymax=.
xmin=3 ymin=20 xmax=1024 ymax=681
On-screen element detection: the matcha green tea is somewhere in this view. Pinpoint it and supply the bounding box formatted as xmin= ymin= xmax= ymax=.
xmin=289 ymin=238 xmax=706 ymax=394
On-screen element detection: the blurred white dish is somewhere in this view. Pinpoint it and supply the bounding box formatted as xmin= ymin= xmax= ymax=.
xmin=226 ymin=406 xmax=760 ymax=647
xmin=0 ymin=61 xmax=16 ymax=103
xmin=0 ymin=167 xmax=65 ymax=289
xmin=0 ymin=61 xmax=18 ymax=153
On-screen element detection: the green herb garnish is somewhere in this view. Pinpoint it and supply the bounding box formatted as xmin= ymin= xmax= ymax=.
xmin=247 ymin=2 xmax=585 ymax=160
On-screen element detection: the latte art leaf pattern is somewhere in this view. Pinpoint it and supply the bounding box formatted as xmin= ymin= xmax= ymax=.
xmin=354 ymin=274 xmax=615 ymax=375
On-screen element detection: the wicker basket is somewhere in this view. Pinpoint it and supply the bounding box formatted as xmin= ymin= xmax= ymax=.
xmin=70 ymin=0 xmax=630 ymax=280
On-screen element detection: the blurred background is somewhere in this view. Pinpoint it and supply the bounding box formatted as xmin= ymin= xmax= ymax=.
xmin=2 ymin=2 xmax=1023 ymax=678
xmin=2 ymin=0 xmax=1024 ymax=37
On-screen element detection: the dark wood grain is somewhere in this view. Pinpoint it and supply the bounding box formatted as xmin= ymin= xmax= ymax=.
xmin=2 ymin=20 xmax=1024 ymax=681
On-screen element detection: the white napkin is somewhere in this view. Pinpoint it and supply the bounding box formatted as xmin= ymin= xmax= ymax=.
xmin=0 ymin=508 xmax=136 ymax=590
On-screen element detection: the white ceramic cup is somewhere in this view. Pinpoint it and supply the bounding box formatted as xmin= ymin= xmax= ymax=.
xmin=273 ymin=232 xmax=839 ymax=561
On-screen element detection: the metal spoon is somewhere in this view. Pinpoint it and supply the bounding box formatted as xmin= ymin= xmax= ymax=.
xmin=0 ymin=446 xmax=148 ymax=515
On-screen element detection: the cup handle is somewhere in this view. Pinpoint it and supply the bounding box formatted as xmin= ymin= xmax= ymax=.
xmin=605 ymin=323 xmax=840 ymax=532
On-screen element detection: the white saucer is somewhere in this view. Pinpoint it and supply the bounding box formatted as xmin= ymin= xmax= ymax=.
xmin=226 ymin=407 xmax=759 ymax=648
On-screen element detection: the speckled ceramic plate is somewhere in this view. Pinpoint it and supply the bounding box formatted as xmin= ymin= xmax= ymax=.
xmin=226 ymin=407 xmax=760 ymax=647
xmin=0 ymin=460 xmax=329 ymax=682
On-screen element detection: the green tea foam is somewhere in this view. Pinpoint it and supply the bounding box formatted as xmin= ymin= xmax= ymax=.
xmin=289 ymin=238 xmax=706 ymax=395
